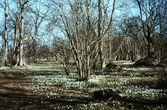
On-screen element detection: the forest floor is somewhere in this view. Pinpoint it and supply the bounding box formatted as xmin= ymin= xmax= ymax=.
xmin=0 ymin=60 xmax=167 ymax=110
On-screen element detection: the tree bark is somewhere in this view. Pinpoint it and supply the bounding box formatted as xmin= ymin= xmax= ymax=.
xmin=2 ymin=0 xmax=8 ymax=66
xmin=17 ymin=0 xmax=29 ymax=66
xmin=19 ymin=1 xmax=24 ymax=66
xmin=98 ymin=0 xmax=105 ymax=68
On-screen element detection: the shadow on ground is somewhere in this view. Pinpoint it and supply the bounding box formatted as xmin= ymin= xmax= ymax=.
xmin=0 ymin=72 xmax=92 ymax=109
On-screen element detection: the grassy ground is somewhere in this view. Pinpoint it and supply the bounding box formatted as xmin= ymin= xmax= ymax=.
xmin=0 ymin=60 xmax=167 ymax=109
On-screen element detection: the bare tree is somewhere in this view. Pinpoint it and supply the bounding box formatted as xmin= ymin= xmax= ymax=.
xmin=28 ymin=3 xmax=49 ymax=63
xmin=51 ymin=0 xmax=116 ymax=80
xmin=136 ymin=0 xmax=160 ymax=58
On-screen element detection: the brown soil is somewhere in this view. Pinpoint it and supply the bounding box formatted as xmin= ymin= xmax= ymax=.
xmin=0 ymin=71 xmax=91 ymax=110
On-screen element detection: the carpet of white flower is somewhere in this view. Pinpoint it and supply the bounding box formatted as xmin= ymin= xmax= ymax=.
xmin=26 ymin=67 xmax=167 ymax=109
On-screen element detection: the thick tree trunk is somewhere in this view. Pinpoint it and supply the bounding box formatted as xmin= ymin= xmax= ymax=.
xmin=13 ymin=20 xmax=19 ymax=66
xmin=18 ymin=0 xmax=25 ymax=66
xmin=19 ymin=39 xmax=24 ymax=66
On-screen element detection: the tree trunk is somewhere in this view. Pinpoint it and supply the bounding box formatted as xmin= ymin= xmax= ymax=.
xmin=99 ymin=40 xmax=105 ymax=68
xmin=19 ymin=39 xmax=24 ymax=66
xmin=33 ymin=26 xmax=38 ymax=63
xmin=2 ymin=0 xmax=8 ymax=66
xmin=33 ymin=39 xmax=37 ymax=63
xmin=13 ymin=22 xmax=18 ymax=51
xmin=98 ymin=0 xmax=105 ymax=69
xmin=147 ymin=42 xmax=154 ymax=58
xmin=19 ymin=1 xmax=25 ymax=66
xmin=13 ymin=18 xmax=19 ymax=66
xmin=2 ymin=40 xmax=8 ymax=66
